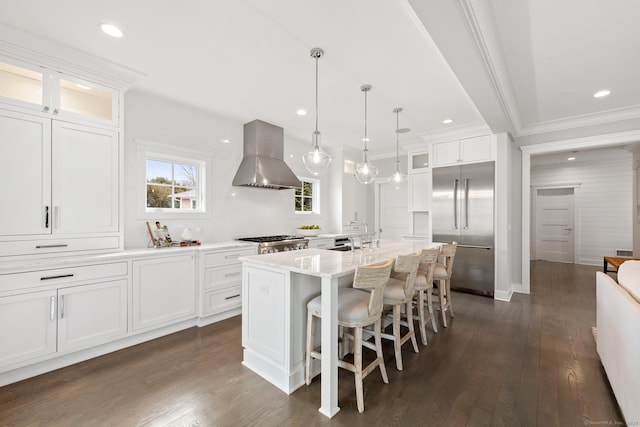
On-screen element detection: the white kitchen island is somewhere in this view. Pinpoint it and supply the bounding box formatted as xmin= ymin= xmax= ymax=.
xmin=239 ymin=240 xmax=434 ymax=418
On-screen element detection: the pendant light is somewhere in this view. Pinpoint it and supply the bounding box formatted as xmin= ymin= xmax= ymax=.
xmin=302 ymin=47 xmax=331 ymax=176
xmin=354 ymin=84 xmax=378 ymax=184
xmin=387 ymin=107 xmax=409 ymax=189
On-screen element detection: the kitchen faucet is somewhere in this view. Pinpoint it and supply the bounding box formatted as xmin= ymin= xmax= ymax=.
xmin=347 ymin=220 xmax=378 ymax=249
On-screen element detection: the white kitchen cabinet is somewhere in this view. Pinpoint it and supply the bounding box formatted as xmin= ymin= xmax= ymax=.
xmin=408 ymin=151 xmax=430 ymax=173
xmin=57 ymin=279 xmax=127 ymax=353
xmin=0 ymin=111 xmax=120 ymax=256
xmin=307 ymin=238 xmax=334 ymax=249
xmin=132 ymin=254 xmax=197 ymax=331
xmin=408 ymin=172 xmax=431 ymax=212
xmin=0 ymin=262 xmax=128 ymax=371
xmin=199 ymin=247 xmax=256 ymax=323
xmin=0 ymin=56 xmax=119 ymax=127
xmin=0 ymin=109 xmax=51 ymax=237
xmin=432 ymin=135 xmax=493 ymax=167
xmin=51 ymin=121 xmax=119 ymax=234
xmin=0 ymin=290 xmax=57 ymax=368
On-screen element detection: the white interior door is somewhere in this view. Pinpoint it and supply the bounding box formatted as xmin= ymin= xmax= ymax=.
xmin=536 ymin=188 xmax=575 ymax=263
xmin=376 ymin=181 xmax=410 ymax=239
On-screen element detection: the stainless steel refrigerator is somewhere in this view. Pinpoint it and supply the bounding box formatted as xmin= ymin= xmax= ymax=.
xmin=432 ymin=162 xmax=494 ymax=296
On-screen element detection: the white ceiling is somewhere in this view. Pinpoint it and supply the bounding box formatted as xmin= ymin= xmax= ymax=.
xmin=0 ymin=0 xmax=487 ymax=156
xmin=2 ymin=0 xmax=639 ymax=154
xmin=409 ymin=0 xmax=640 ymax=143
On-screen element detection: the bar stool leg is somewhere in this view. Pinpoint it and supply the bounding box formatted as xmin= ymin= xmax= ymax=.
xmin=417 ymin=289 xmax=428 ymax=346
xmin=406 ymin=301 xmax=419 ymax=353
xmin=354 ymin=326 xmax=364 ymax=413
xmin=427 ymin=287 xmax=438 ymax=333
xmin=447 ymin=278 xmax=455 ymax=317
xmin=392 ymin=305 xmax=403 ymax=371
xmin=374 ymin=318 xmax=389 ymax=384
xmin=439 ymin=279 xmax=448 ymax=328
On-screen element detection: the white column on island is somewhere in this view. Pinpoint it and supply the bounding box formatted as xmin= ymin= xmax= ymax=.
xmin=319 ymin=275 xmax=340 ymax=417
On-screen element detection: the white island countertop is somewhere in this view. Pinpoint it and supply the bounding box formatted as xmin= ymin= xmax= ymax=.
xmin=239 ymin=240 xmax=437 ymax=278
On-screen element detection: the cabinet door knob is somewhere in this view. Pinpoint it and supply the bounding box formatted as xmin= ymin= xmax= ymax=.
xmin=43 ymin=106 xmax=50 ymax=112
xmin=53 ymin=108 xmax=59 ymax=115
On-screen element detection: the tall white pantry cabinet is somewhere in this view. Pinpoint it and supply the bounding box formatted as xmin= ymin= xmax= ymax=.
xmin=0 ymin=47 xmax=132 ymax=258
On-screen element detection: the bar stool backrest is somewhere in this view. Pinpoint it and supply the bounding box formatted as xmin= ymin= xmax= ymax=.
xmin=439 ymin=242 xmax=458 ymax=278
xmin=353 ymin=258 xmax=394 ymax=319
xmin=393 ymin=252 xmax=422 ymax=298
xmin=418 ymin=247 xmax=440 ymax=284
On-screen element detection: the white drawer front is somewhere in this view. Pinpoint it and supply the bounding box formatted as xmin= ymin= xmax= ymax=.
xmin=204 ymin=248 xmax=255 ymax=267
xmin=0 ymin=262 xmax=128 ymax=292
xmin=0 ymin=236 xmax=120 ymax=257
xmin=205 ymin=265 xmax=242 ymax=290
xmin=203 ymin=286 xmax=242 ymax=316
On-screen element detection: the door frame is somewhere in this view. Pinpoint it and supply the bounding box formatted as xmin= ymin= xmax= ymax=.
xmin=532 ymin=184 xmax=580 ymax=263
xmin=520 ymin=129 xmax=640 ymax=294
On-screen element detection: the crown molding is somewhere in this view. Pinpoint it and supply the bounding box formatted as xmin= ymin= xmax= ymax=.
xmin=0 ymin=23 xmax=144 ymax=88
xmin=403 ymin=122 xmax=492 ymax=152
xmin=517 ymin=104 xmax=640 ymax=137
xmin=521 ymin=128 xmax=640 ymax=155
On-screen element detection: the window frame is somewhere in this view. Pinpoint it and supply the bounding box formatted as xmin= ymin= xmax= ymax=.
xmin=136 ymin=138 xmax=213 ymax=220
xmin=294 ymin=177 xmax=320 ymax=215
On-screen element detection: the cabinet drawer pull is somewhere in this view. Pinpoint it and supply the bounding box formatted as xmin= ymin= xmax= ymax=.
xmin=45 ymin=206 xmax=49 ymax=229
xmin=224 ymin=254 xmax=240 ymax=260
xmin=59 ymin=295 xmax=65 ymax=319
xmin=49 ymin=296 xmax=56 ymax=321
xmin=36 ymin=244 xmax=69 ymax=249
xmin=40 ymin=274 xmax=74 ymax=281
xmin=225 ymin=294 xmax=241 ymax=300
xmin=224 ymin=272 xmax=242 ymax=278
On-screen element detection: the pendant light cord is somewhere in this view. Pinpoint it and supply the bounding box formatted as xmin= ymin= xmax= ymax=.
xmin=314 ymin=54 xmax=319 ymax=135
xmin=395 ymin=110 xmax=400 ymax=170
xmin=364 ymin=89 xmax=368 ymax=152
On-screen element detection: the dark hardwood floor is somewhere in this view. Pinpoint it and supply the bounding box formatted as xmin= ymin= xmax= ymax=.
xmin=0 ymin=261 xmax=623 ymax=426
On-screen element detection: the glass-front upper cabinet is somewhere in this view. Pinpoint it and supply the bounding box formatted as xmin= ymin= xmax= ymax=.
xmin=0 ymin=56 xmax=119 ymax=127
xmin=408 ymin=150 xmax=430 ymax=173
xmin=55 ymin=75 xmax=118 ymax=126
xmin=0 ymin=58 xmax=48 ymax=111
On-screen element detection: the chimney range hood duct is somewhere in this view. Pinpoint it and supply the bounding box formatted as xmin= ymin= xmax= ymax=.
xmin=232 ymin=120 xmax=302 ymax=190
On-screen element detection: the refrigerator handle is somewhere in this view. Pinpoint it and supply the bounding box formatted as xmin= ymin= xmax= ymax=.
xmin=464 ymin=178 xmax=469 ymax=229
xmin=453 ymin=179 xmax=459 ymax=229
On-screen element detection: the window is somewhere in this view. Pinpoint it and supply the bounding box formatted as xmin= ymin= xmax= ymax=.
xmin=136 ymin=138 xmax=212 ymax=218
xmin=294 ymin=178 xmax=319 ymax=214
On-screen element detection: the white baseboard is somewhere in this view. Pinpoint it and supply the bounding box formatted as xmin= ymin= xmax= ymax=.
xmin=242 ymin=349 xmax=304 ymax=395
xmin=196 ymin=308 xmax=241 ymax=327
xmin=512 ymin=282 xmax=527 ymax=294
xmin=494 ymin=289 xmax=513 ymax=301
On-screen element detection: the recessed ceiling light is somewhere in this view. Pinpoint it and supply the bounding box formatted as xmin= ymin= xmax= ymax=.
xmin=221 ymin=139 xmax=230 ymax=144
xmin=99 ymin=23 xmax=124 ymax=38
xmin=296 ymin=109 xmax=307 ymax=116
xmin=568 ymin=157 xmax=576 ymax=161
xmin=593 ymin=90 xmax=611 ymax=98
xmin=443 ymin=119 xmax=453 ymax=124
xmin=289 ymin=154 xmax=294 ymax=158
xmin=75 ymin=83 xmax=91 ymax=90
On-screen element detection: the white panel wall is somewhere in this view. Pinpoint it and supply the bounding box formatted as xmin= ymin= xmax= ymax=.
xmin=531 ymin=154 xmax=633 ymax=265
xmin=123 ymin=90 xmax=333 ymax=248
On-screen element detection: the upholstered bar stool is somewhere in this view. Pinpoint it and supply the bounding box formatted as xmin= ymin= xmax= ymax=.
xmin=378 ymin=252 xmax=422 ymax=371
xmin=433 ymin=242 xmax=458 ymax=328
xmin=413 ymin=247 xmax=440 ymax=345
xmin=305 ymin=258 xmax=394 ymax=413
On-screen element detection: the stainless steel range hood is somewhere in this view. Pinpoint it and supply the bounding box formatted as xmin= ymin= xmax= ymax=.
xmin=232 ymin=120 xmax=302 ymax=190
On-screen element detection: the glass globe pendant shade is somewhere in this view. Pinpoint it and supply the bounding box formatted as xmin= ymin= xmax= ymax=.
xmin=302 ymin=131 xmax=331 ymax=176
xmin=355 ymin=151 xmax=379 ymax=184
xmin=387 ymin=169 xmax=407 ymax=189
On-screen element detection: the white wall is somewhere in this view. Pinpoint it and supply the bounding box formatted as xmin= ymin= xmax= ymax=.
xmin=123 ymin=90 xmax=333 ymax=248
xmin=530 ymin=152 xmax=633 ymax=265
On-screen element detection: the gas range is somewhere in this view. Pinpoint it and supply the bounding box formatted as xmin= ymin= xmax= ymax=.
xmin=237 ymin=235 xmax=309 ymax=254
